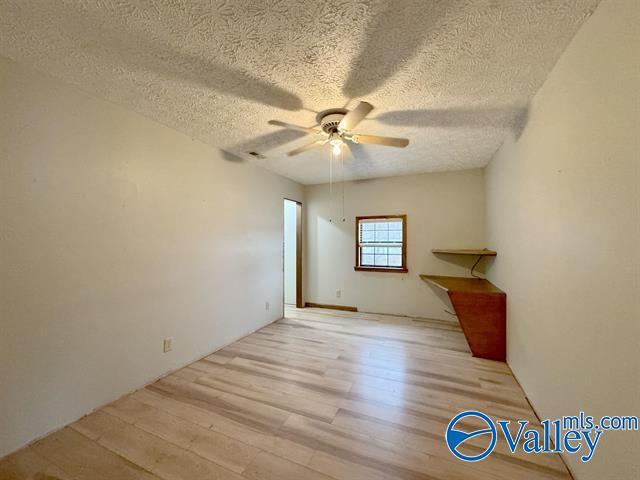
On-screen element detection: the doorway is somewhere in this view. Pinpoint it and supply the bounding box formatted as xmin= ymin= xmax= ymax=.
xmin=283 ymin=198 xmax=302 ymax=308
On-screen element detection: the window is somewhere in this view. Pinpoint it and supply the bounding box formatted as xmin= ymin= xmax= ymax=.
xmin=355 ymin=215 xmax=407 ymax=272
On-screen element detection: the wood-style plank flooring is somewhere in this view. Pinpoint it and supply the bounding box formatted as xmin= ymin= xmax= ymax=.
xmin=0 ymin=306 xmax=571 ymax=480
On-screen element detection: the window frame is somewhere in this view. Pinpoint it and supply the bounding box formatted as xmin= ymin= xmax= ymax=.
xmin=354 ymin=214 xmax=408 ymax=273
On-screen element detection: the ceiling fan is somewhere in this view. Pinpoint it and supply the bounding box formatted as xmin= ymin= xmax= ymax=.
xmin=269 ymin=101 xmax=409 ymax=157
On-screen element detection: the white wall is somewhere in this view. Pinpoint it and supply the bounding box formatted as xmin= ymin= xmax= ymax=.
xmin=283 ymin=199 xmax=297 ymax=304
xmin=0 ymin=56 xmax=303 ymax=458
xmin=485 ymin=1 xmax=640 ymax=478
xmin=304 ymin=170 xmax=485 ymax=319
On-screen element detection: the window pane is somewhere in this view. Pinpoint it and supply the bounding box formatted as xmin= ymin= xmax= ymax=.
xmin=374 ymin=246 xmax=388 ymax=254
xmin=388 ymin=255 xmax=402 ymax=267
xmin=374 ymin=230 xmax=389 ymax=242
xmin=361 ymin=246 xmax=375 ymax=254
xmin=361 ymin=231 xmax=375 ymax=242
xmin=374 ymin=222 xmax=389 ymax=230
xmin=361 ymin=222 xmax=375 ymax=231
xmin=374 ymin=255 xmax=388 ymax=266
xmin=388 ymin=230 xmax=402 ymax=242
xmin=388 ymin=221 xmax=402 ymax=230
xmin=361 ymin=254 xmax=375 ymax=265
xmin=388 ymin=247 xmax=402 ymax=255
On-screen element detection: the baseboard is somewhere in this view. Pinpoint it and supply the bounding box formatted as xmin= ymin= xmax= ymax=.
xmin=305 ymin=302 xmax=358 ymax=312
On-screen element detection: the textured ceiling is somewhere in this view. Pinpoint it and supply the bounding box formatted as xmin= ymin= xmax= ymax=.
xmin=0 ymin=0 xmax=599 ymax=184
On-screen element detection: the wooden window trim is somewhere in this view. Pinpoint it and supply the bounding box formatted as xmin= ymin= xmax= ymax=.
xmin=355 ymin=215 xmax=408 ymax=273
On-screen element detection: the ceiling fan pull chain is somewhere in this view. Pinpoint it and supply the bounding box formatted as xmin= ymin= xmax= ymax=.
xmin=329 ymin=148 xmax=333 ymax=223
xmin=341 ymin=148 xmax=346 ymax=222
xmin=330 ymin=148 xmax=333 ymax=195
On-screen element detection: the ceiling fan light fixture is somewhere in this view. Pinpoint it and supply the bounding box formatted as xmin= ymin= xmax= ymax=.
xmin=328 ymin=132 xmax=343 ymax=155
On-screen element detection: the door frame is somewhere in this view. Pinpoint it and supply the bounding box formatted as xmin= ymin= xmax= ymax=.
xmin=283 ymin=198 xmax=303 ymax=308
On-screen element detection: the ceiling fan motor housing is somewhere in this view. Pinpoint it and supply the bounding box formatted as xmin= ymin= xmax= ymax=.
xmin=320 ymin=113 xmax=346 ymax=134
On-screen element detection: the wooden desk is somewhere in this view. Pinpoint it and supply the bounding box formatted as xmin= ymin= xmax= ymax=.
xmin=421 ymin=275 xmax=506 ymax=361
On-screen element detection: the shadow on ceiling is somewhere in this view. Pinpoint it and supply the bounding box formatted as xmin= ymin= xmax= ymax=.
xmin=55 ymin=3 xmax=303 ymax=112
xmin=218 ymin=149 xmax=246 ymax=163
xmin=342 ymin=0 xmax=447 ymax=98
xmin=375 ymin=106 xmax=530 ymax=138
xmin=135 ymin=51 xmax=303 ymax=111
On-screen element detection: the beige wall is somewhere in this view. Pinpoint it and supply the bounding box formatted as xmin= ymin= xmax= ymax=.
xmin=304 ymin=170 xmax=485 ymax=319
xmin=485 ymin=1 xmax=640 ymax=478
xmin=0 ymin=57 xmax=303 ymax=458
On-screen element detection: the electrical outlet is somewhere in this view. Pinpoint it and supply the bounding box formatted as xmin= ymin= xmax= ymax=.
xmin=336 ymin=289 xmax=341 ymax=298
xmin=265 ymin=301 xmax=270 ymax=311
xmin=163 ymin=338 xmax=173 ymax=353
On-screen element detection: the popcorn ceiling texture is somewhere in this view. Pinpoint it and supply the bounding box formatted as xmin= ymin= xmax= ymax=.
xmin=0 ymin=0 xmax=599 ymax=184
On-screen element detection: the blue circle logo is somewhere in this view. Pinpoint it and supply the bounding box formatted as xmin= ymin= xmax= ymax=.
xmin=446 ymin=411 xmax=497 ymax=462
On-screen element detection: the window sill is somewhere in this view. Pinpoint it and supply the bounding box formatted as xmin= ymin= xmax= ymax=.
xmin=354 ymin=266 xmax=408 ymax=273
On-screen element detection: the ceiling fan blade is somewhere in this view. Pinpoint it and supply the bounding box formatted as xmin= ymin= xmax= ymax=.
xmin=339 ymin=101 xmax=374 ymax=131
xmin=268 ymin=120 xmax=321 ymax=134
xmin=350 ymin=134 xmax=409 ymax=148
xmin=287 ymin=139 xmax=328 ymax=157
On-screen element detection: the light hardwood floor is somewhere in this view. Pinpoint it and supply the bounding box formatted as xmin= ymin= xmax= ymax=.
xmin=0 ymin=306 xmax=572 ymax=480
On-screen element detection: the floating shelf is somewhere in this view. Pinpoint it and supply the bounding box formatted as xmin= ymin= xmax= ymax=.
xmin=431 ymin=248 xmax=497 ymax=277
xmin=431 ymin=248 xmax=497 ymax=256
xmin=420 ymin=275 xmax=506 ymax=362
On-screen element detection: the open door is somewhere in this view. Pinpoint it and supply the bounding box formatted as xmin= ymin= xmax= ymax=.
xmin=283 ymin=199 xmax=303 ymax=308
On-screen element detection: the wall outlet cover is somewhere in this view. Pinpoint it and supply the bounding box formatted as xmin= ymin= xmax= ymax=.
xmin=163 ymin=338 xmax=173 ymax=353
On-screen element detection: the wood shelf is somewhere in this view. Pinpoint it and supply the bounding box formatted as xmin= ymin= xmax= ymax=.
xmin=431 ymin=248 xmax=497 ymax=256
xmin=420 ymin=275 xmax=506 ymax=361
xmin=420 ymin=275 xmax=504 ymax=294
